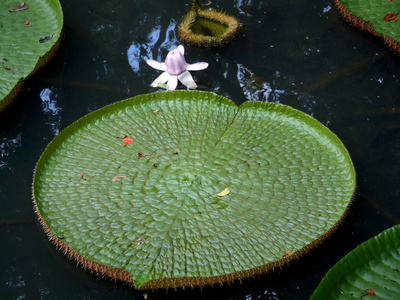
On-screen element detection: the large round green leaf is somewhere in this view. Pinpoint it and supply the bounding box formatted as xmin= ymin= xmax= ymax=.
xmin=0 ymin=0 xmax=63 ymax=111
xmin=33 ymin=91 xmax=356 ymax=289
xmin=311 ymin=224 xmax=400 ymax=299
xmin=335 ymin=0 xmax=400 ymax=52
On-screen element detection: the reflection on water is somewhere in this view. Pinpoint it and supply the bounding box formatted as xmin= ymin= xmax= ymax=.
xmin=0 ymin=133 xmax=22 ymax=169
xmin=237 ymin=64 xmax=287 ymax=102
xmin=127 ymin=22 xmax=161 ymax=72
xmin=127 ymin=19 xmax=178 ymax=73
xmin=40 ymin=88 xmax=62 ymax=136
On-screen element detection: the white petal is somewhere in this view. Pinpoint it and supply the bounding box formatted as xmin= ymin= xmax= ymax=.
xmin=150 ymin=72 xmax=170 ymax=87
xmin=167 ymin=76 xmax=178 ymax=90
xmin=178 ymin=71 xmax=197 ymax=89
xmin=146 ymin=59 xmax=167 ymax=71
xmin=178 ymin=45 xmax=184 ymax=55
xmin=187 ymin=62 xmax=208 ymax=71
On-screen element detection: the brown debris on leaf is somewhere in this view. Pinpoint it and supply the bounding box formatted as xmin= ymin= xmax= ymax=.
xmin=282 ymin=250 xmax=293 ymax=258
xmin=39 ymin=35 xmax=53 ymax=43
xmin=383 ymin=12 xmax=398 ymax=22
xmin=360 ymin=288 xmax=376 ymax=298
xmin=9 ymin=2 xmax=29 ymax=12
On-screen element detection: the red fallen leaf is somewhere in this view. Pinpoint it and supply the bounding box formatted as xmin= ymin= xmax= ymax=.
xmin=360 ymin=288 xmax=376 ymax=298
xmin=138 ymin=153 xmax=148 ymax=157
xmin=111 ymin=176 xmax=127 ymax=181
xmin=122 ymin=137 xmax=134 ymax=147
xmin=9 ymin=2 xmax=29 ymax=12
xmin=383 ymin=12 xmax=398 ymax=22
xmin=25 ymin=19 xmax=30 ymax=26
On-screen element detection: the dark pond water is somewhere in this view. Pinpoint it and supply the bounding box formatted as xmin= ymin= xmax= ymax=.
xmin=1 ymin=0 xmax=400 ymax=299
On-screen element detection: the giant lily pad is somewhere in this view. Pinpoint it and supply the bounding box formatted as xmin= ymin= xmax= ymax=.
xmin=335 ymin=0 xmax=400 ymax=52
xmin=311 ymin=224 xmax=400 ymax=299
xmin=0 ymin=0 xmax=63 ymax=111
xmin=33 ymin=90 xmax=356 ymax=289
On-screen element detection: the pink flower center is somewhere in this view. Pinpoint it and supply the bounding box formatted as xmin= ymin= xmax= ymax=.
xmin=165 ymin=49 xmax=187 ymax=76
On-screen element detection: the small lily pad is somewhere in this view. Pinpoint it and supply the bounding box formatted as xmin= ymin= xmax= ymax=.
xmin=33 ymin=90 xmax=356 ymax=289
xmin=0 ymin=0 xmax=63 ymax=111
xmin=177 ymin=0 xmax=241 ymax=47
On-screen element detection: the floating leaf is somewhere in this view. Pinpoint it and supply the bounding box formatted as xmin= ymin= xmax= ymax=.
xmin=33 ymin=90 xmax=356 ymax=289
xmin=335 ymin=0 xmax=400 ymax=52
xmin=311 ymin=224 xmax=400 ymax=299
xmin=0 ymin=0 xmax=63 ymax=111
xmin=177 ymin=0 xmax=241 ymax=47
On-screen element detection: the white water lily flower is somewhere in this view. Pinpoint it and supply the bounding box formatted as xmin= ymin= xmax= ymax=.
xmin=146 ymin=45 xmax=208 ymax=90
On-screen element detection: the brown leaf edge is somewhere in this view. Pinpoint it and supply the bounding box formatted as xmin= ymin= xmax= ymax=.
xmin=335 ymin=0 xmax=400 ymax=52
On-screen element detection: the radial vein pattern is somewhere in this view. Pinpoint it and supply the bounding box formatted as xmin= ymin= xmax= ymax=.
xmin=33 ymin=90 xmax=356 ymax=289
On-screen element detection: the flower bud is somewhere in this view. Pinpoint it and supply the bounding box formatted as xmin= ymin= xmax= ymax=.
xmin=165 ymin=48 xmax=187 ymax=76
